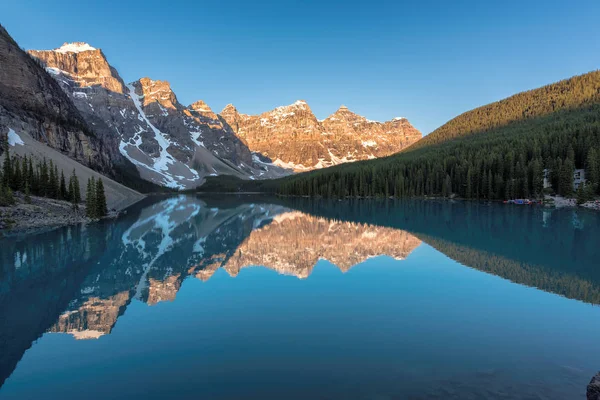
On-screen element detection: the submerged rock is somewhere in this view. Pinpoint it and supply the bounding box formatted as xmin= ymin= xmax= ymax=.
xmin=587 ymin=372 xmax=600 ymax=400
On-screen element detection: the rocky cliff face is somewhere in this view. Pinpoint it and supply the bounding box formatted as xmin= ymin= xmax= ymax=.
xmin=0 ymin=29 xmax=111 ymax=172
xmin=219 ymin=102 xmax=422 ymax=170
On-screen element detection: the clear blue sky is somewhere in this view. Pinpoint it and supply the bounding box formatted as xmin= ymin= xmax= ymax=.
xmin=2 ymin=0 xmax=600 ymax=134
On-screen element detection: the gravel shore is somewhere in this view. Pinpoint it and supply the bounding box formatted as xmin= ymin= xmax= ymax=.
xmin=0 ymin=193 xmax=91 ymax=235
xmin=544 ymin=195 xmax=600 ymax=211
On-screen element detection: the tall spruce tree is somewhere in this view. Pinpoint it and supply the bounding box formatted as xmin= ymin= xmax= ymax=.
xmin=20 ymin=155 xmax=27 ymax=192
xmin=2 ymin=135 xmax=11 ymax=189
xmin=60 ymin=171 xmax=67 ymax=201
xmin=69 ymin=169 xmax=81 ymax=206
xmin=52 ymin=164 xmax=59 ymax=199
xmin=86 ymin=177 xmax=97 ymax=218
xmin=12 ymin=156 xmax=21 ymax=192
xmin=40 ymin=158 xmax=49 ymax=197
xmin=95 ymin=178 xmax=107 ymax=217
xmin=48 ymin=160 xmax=56 ymax=198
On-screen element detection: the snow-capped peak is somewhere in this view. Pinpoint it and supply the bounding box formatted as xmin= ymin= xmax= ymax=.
xmin=293 ymin=100 xmax=307 ymax=106
xmin=392 ymin=117 xmax=405 ymax=121
xmin=54 ymin=42 xmax=97 ymax=53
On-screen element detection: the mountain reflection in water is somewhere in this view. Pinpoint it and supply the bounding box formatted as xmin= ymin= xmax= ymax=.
xmin=1 ymin=195 xmax=599 ymax=399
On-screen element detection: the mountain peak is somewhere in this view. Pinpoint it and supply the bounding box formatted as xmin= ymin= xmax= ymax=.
xmin=137 ymin=77 xmax=170 ymax=88
xmin=134 ymin=77 xmax=179 ymax=109
xmin=338 ymin=105 xmax=349 ymax=111
xmin=221 ymin=103 xmax=237 ymax=113
xmin=189 ymin=100 xmax=213 ymax=113
xmin=55 ymin=42 xmax=97 ymax=53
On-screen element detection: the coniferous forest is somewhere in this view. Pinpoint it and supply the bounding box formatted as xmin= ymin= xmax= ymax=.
xmin=0 ymin=135 xmax=106 ymax=217
xmin=276 ymin=71 xmax=600 ymax=200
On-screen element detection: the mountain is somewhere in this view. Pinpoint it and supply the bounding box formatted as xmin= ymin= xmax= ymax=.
xmin=0 ymin=29 xmax=111 ymax=172
xmin=28 ymin=39 xmax=421 ymax=188
xmin=27 ymin=43 xmax=291 ymax=189
xmin=276 ymin=70 xmax=600 ymax=200
xmin=219 ymin=101 xmax=421 ymax=170
xmin=0 ymin=26 xmax=145 ymax=207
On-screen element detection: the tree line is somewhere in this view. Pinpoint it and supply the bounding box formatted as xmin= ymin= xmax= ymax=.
xmin=278 ymin=71 xmax=600 ymax=200
xmin=1 ymin=134 xmax=108 ymax=218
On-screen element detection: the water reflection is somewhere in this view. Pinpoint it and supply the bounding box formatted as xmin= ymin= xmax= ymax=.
xmin=1 ymin=195 xmax=599 ymax=393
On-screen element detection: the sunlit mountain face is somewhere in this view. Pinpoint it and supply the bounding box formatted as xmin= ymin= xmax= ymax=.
xmin=1 ymin=196 xmax=600 ymax=398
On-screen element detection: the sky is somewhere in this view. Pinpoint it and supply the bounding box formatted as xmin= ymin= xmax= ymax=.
xmin=2 ymin=0 xmax=600 ymax=134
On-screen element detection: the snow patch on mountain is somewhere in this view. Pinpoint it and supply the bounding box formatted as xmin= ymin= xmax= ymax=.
xmin=362 ymin=140 xmax=377 ymax=147
xmin=54 ymin=42 xmax=97 ymax=53
xmin=7 ymin=128 xmax=24 ymax=146
xmin=120 ymin=83 xmax=199 ymax=188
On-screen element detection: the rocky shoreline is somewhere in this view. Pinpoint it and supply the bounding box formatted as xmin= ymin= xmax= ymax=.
xmin=544 ymin=195 xmax=600 ymax=211
xmin=0 ymin=193 xmax=99 ymax=236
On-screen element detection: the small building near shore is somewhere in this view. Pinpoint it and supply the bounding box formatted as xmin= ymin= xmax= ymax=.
xmin=573 ymin=169 xmax=586 ymax=190
xmin=542 ymin=168 xmax=586 ymax=191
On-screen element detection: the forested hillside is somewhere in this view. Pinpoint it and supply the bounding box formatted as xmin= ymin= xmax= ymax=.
xmin=277 ymin=71 xmax=600 ymax=200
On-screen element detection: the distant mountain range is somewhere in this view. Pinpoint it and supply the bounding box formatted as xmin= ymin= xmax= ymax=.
xmin=276 ymin=69 xmax=600 ymax=200
xmin=0 ymin=27 xmax=422 ymax=190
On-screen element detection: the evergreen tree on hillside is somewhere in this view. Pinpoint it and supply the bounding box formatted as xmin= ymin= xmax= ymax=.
xmin=21 ymin=155 xmax=27 ymax=192
xmin=48 ymin=160 xmax=56 ymax=198
xmin=86 ymin=177 xmax=96 ymax=218
xmin=59 ymin=171 xmax=67 ymax=201
xmin=587 ymin=148 xmax=600 ymax=194
xmin=95 ymin=178 xmax=107 ymax=217
xmin=12 ymin=156 xmax=21 ymax=192
xmin=27 ymin=158 xmax=36 ymax=195
xmin=52 ymin=164 xmax=59 ymax=198
xmin=39 ymin=158 xmax=49 ymax=197
xmin=2 ymin=135 xmax=11 ymax=187
xmin=69 ymin=169 xmax=81 ymax=207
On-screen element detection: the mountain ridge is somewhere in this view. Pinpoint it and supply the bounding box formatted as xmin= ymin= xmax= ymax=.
xmin=25 ymin=37 xmax=421 ymax=188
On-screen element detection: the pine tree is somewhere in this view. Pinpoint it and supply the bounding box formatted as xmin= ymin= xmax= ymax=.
xmin=52 ymin=164 xmax=59 ymax=199
xmin=86 ymin=177 xmax=97 ymax=218
xmin=48 ymin=160 xmax=56 ymax=198
xmin=2 ymin=135 xmax=11 ymax=188
xmin=28 ymin=158 xmax=36 ymax=195
xmin=559 ymin=159 xmax=575 ymax=197
xmin=95 ymin=178 xmax=107 ymax=217
xmin=60 ymin=171 xmax=67 ymax=201
xmin=69 ymin=169 xmax=81 ymax=207
xmin=40 ymin=158 xmax=49 ymax=197
xmin=587 ymin=148 xmax=600 ymax=194
xmin=20 ymin=155 xmax=27 ymax=192
xmin=12 ymin=156 xmax=21 ymax=192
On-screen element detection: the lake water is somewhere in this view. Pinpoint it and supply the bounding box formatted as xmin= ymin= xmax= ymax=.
xmin=1 ymin=195 xmax=599 ymax=399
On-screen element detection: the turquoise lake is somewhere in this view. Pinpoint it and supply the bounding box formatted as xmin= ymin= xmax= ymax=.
xmin=1 ymin=195 xmax=599 ymax=399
